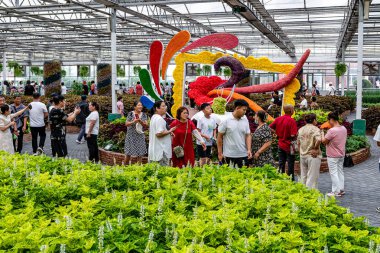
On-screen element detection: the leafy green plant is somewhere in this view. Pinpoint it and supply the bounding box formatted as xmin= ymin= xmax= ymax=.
xmin=117 ymin=65 xmax=125 ymax=77
xmin=202 ymin=65 xmax=212 ymax=76
xmin=61 ymin=69 xmax=66 ymax=77
xmin=69 ymin=82 xmax=83 ymax=96
xmin=294 ymin=109 xmax=330 ymax=123
xmin=195 ymin=67 xmax=202 ymax=76
xmin=353 ymin=79 xmax=373 ymax=88
xmin=334 ymin=62 xmax=347 ymax=77
xmin=223 ymin=67 xmax=232 ymax=77
xmin=345 ymin=135 xmax=370 ymax=153
xmin=0 ymin=153 xmax=378 ymax=252
xmin=78 ymin=65 xmax=90 ymax=78
xmin=30 ymin=66 xmax=43 ymax=76
xmin=133 ymin=66 xmax=142 ymax=76
xmin=8 ymin=61 xmax=24 ymax=81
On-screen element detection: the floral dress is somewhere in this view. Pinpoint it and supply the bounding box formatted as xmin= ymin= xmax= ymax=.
xmin=124 ymin=111 xmax=147 ymax=156
xmin=251 ymin=124 xmax=274 ymax=167
xmin=0 ymin=114 xmax=15 ymax=154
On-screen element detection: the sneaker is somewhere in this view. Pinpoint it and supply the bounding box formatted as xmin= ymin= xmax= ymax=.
xmin=32 ymin=153 xmax=38 ymax=156
xmin=37 ymin=147 xmax=45 ymax=155
xmin=376 ymin=207 xmax=380 ymax=213
xmin=76 ymin=140 xmax=81 ymax=144
xmin=327 ymin=192 xmax=342 ymax=197
xmin=340 ymin=190 xmax=346 ymax=196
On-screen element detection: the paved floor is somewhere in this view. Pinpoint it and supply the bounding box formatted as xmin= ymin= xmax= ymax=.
xmin=22 ymin=129 xmax=380 ymax=227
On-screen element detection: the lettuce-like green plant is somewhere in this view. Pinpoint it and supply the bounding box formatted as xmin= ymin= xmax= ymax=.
xmin=0 ymin=152 xmax=378 ymax=252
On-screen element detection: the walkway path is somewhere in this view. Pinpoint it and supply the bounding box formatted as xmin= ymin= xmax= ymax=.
xmin=22 ymin=128 xmax=380 ymax=227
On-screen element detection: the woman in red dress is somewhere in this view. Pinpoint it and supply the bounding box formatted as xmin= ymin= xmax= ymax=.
xmin=170 ymin=107 xmax=206 ymax=168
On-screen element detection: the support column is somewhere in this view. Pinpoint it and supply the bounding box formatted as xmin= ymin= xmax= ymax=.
xmin=111 ymin=8 xmax=117 ymax=114
xmin=341 ymin=47 xmax=345 ymax=96
xmin=2 ymin=51 xmax=6 ymax=83
xmin=347 ymin=63 xmax=350 ymax=92
xmin=356 ymin=0 xmax=364 ymax=119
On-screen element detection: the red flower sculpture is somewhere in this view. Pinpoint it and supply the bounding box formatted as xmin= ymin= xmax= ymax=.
xmin=188 ymin=76 xmax=224 ymax=106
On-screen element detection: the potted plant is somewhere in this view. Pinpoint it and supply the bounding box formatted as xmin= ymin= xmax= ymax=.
xmin=78 ymin=65 xmax=90 ymax=78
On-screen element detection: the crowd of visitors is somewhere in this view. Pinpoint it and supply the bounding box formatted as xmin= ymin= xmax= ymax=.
xmin=0 ymin=79 xmax=365 ymax=199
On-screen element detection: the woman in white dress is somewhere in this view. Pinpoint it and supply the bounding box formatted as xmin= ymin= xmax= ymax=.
xmin=0 ymin=104 xmax=30 ymax=154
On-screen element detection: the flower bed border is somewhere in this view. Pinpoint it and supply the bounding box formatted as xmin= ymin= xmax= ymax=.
xmin=294 ymin=147 xmax=370 ymax=174
xmin=99 ymin=148 xmax=148 ymax=165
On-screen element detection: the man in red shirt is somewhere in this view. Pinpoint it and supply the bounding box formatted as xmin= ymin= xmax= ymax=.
xmin=270 ymin=104 xmax=298 ymax=181
xmin=135 ymin=81 xmax=143 ymax=96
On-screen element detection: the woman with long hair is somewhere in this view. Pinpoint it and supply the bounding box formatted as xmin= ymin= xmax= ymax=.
xmin=251 ymin=110 xmax=274 ymax=167
xmin=0 ymin=104 xmax=30 ymax=154
xmin=170 ymin=107 xmax=206 ymax=168
xmin=124 ymin=101 xmax=148 ymax=164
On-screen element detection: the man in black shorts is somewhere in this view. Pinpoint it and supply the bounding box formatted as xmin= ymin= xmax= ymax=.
xmin=196 ymin=103 xmax=217 ymax=166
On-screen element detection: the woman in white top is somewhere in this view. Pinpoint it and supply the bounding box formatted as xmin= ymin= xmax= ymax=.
xmin=86 ymin=101 xmax=100 ymax=163
xmin=0 ymin=104 xmax=30 ymax=154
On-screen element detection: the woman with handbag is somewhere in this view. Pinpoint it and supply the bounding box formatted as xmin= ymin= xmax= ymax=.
xmin=251 ymin=110 xmax=274 ymax=167
xmin=170 ymin=107 xmax=206 ymax=168
xmin=124 ymin=101 xmax=148 ymax=164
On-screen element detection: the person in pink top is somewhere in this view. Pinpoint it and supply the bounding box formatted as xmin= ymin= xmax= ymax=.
xmin=322 ymin=112 xmax=347 ymax=197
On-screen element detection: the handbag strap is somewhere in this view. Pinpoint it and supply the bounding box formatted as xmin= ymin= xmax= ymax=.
xmin=182 ymin=120 xmax=189 ymax=148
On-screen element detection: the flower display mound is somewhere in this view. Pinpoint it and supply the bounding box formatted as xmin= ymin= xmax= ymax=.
xmin=0 ymin=153 xmax=379 ymax=252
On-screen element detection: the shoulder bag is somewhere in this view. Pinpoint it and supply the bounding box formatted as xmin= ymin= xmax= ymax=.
xmin=173 ymin=120 xmax=189 ymax=158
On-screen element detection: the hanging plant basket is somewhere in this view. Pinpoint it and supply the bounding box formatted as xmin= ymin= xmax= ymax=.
xmin=335 ymin=62 xmax=347 ymax=77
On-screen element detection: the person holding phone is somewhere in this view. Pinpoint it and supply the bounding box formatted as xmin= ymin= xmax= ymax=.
xmin=49 ymin=95 xmax=81 ymax=158
xmin=124 ymin=101 xmax=148 ymax=164
xmin=0 ymin=103 xmax=30 ymax=154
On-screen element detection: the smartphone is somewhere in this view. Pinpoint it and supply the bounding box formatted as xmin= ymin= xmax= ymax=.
xmin=28 ymin=104 xmax=32 ymax=110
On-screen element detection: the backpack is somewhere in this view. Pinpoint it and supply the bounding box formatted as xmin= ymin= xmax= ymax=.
xmin=75 ymin=102 xmax=90 ymax=125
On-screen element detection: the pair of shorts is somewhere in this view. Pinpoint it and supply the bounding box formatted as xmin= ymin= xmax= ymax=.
xmin=197 ymin=145 xmax=212 ymax=158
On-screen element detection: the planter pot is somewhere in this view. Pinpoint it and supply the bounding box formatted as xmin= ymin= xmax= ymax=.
xmin=99 ymin=148 xmax=148 ymax=165
xmin=294 ymin=147 xmax=371 ymax=174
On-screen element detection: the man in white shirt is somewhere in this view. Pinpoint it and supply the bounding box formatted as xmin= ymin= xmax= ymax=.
xmin=327 ymin=83 xmax=335 ymax=96
xmin=148 ymin=101 xmax=177 ymax=166
xmin=197 ymin=103 xmax=217 ymax=166
xmin=217 ymin=99 xmax=252 ymax=168
xmin=299 ymin=94 xmax=308 ymax=109
xmin=374 ymin=124 xmax=380 ymax=213
xmin=61 ymin=82 xmax=67 ymax=95
xmin=27 ymin=92 xmax=48 ymax=155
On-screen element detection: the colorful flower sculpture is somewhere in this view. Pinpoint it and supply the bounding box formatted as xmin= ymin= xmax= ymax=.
xmin=137 ymin=31 xmax=310 ymax=120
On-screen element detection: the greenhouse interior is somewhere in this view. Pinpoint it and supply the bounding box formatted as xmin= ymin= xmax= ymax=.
xmin=0 ymin=0 xmax=380 ymax=252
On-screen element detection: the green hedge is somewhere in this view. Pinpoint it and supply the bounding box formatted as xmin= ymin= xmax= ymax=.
xmin=0 ymin=153 xmax=378 ymax=252
xmin=3 ymin=94 xmax=142 ymax=123
xmin=362 ymin=106 xmax=380 ymax=130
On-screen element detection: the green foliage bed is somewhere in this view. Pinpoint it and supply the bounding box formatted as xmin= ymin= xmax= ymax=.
xmin=0 ymin=153 xmax=378 ymax=252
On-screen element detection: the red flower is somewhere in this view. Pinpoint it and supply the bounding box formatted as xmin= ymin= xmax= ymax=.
xmin=188 ymin=76 xmax=224 ymax=106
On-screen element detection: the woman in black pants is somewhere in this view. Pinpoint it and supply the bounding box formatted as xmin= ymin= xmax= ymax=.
xmin=85 ymin=102 xmax=100 ymax=162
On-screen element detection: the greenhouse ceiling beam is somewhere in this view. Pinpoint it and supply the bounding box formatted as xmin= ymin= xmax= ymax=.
xmin=336 ymin=0 xmax=359 ymax=58
xmin=222 ymin=0 xmax=295 ymax=58
xmin=95 ymin=0 xmax=250 ymax=56
xmin=119 ymin=0 xmax=218 ymax=6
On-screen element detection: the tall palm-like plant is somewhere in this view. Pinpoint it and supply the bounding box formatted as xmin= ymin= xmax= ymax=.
xmin=133 ymin=66 xmax=142 ymax=76
xmin=31 ymin=66 xmax=43 ymax=83
xmin=202 ymin=65 xmax=212 ymax=76
xmin=117 ymin=65 xmax=125 ymax=77
xmin=8 ymin=61 xmax=23 ymax=82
